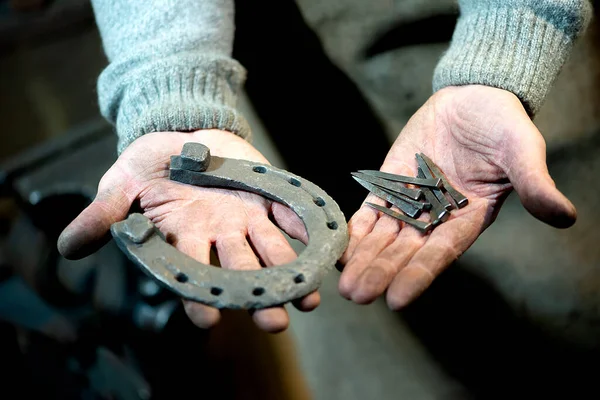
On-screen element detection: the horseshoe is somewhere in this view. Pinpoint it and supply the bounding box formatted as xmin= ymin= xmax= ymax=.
xmin=110 ymin=143 xmax=349 ymax=309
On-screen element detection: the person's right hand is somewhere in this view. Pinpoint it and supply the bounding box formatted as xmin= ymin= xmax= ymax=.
xmin=57 ymin=129 xmax=315 ymax=333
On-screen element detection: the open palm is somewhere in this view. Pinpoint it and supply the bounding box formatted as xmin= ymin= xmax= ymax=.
xmin=58 ymin=129 xmax=314 ymax=333
xmin=339 ymin=85 xmax=577 ymax=309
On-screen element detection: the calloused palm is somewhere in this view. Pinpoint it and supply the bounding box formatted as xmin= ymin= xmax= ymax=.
xmin=58 ymin=129 xmax=314 ymax=333
xmin=339 ymin=85 xmax=576 ymax=309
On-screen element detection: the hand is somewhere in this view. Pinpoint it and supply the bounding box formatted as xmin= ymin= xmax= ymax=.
xmin=57 ymin=129 xmax=316 ymax=333
xmin=339 ymin=85 xmax=576 ymax=309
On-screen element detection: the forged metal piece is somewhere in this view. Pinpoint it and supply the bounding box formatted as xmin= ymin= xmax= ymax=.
xmin=377 ymin=186 xmax=431 ymax=211
xmin=352 ymin=176 xmax=421 ymax=218
xmin=415 ymin=154 xmax=453 ymax=211
xmin=358 ymin=169 xmax=442 ymax=188
xmin=170 ymin=142 xmax=211 ymax=172
xmin=418 ymin=167 xmax=449 ymax=224
xmin=112 ymin=144 xmax=348 ymax=310
xmin=419 ymin=152 xmax=469 ymax=209
xmin=351 ymin=172 xmax=422 ymax=200
xmin=365 ymin=203 xmax=432 ymax=234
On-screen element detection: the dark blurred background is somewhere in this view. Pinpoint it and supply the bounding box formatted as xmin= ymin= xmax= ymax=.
xmin=1 ymin=0 xmax=600 ymax=399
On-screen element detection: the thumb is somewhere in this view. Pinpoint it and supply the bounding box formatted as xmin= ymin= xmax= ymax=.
xmin=57 ymin=166 xmax=136 ymax=259
xmin=505 ymin=122 xmax=576 ymax=229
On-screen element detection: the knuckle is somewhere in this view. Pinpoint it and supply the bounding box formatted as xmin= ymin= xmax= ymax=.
xmin=402 ymin=236 xmax=426 ymax=250
xmin=437 ymin=241 xmax=461 ymax=261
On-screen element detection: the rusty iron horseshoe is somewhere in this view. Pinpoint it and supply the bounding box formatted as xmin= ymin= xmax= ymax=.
xmin=110 ymin=143 xmax=349 ymax=310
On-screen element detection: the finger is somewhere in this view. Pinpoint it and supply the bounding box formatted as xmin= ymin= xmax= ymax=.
xmin=341 ymin=159 xmax=415 ymax=266
xmin=216 ymin=232 xmax=290 ymax=333
xmin=385 ymin=209 xmax=483 ymax=310
xmin=339 ymin=194 xmax=384 ymax=265
xmin=505 ymin=120 xmax=576 ymax=228
xmin=292 ymin=291 xmax=321 ymax=312
xmin=57 ymin=165 xmax=137 ymax=259
xmin=270 ymin=202 xmax=308 ymax=244
xmin=248 ymin=218 xmax=320 ymax=312
xmin=248 ymin=217 xmax=299 ymax=267
xmin=338 ymin=205 xmax=401 ymax=299
xmin=176 ymin=236 xmax=221 ymax=329
xmin=350 ymin=226 xmax=426 ymax=304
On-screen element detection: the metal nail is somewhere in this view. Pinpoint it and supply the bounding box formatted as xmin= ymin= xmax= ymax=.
xmin=351 ymin=172 xmax=422 ymax=200
xmin=365 ymin=203 xmax=432 ymax=234
xmin=357 ymin=170 xmax=442 ymax=188
xmin=352 ymin=176 xmax=421 ymax=218
xmin=417 ymin=167 xmax=449 ymax=223
xmin=418 ymin=153 xmax=469 ymax=209
xmin=415 ymin=154 xmax=453 ymax=211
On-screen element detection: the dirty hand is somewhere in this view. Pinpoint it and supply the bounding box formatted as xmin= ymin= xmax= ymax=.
xmin=339 ymin=85 xmax=577 ymax=309
xmin=57 ymin=129 xmax=315 ymax=333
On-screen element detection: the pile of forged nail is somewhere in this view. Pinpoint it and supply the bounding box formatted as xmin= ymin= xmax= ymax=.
xmin=352 ymin=153 xmax=468 ymax=233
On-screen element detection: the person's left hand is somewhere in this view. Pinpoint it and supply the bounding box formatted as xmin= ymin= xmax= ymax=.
xmin=338 ymin=85 xmax=577 ymax=309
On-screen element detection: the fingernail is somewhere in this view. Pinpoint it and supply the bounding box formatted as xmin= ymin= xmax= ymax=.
xmin=338 ymin=272 xmax=356 ymax=300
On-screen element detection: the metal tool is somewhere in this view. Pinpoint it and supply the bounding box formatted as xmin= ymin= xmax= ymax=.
xmin=375 ymin=186 xmax=431 ymax=212
xmin=111 ymin=143 xmax=349 ymax=310
xmin=358 ymin=170 xmax=442 ymax=188
xmin=418 ymin=153 xmax=469 ymax=208
xmin=417 ymin=167 xmax=449 ymax=224
xmin=352 ymin=176 xmax=421 ymax=218
xmin=351 ymin=172 xmax=422 ymax=200
xmin=351 ymin=173 xmax=429 ymax=210
xmin=353 ymin=154 xmax=467 ymax=231
xmin=415 ymin=153 xmax=453 ymax=211
xmin=365 ymin=203 xmax=432 ymax=234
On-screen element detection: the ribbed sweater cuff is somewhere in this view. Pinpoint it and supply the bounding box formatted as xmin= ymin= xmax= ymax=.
xmin=433 ymin=8 xmax=579 ymax=116
xmin=98 ymin=55 xmax=251 ymax=154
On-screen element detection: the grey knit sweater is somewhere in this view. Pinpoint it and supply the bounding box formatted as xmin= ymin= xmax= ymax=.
xmin=90 ymin=0 xmax=592 ymax=153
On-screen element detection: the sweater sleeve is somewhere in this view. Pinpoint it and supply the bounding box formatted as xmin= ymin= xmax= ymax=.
xmin=90 ymin=0 xmax=251 ymax=153
xmin=433 ymin=0 xmax=593 ymax=116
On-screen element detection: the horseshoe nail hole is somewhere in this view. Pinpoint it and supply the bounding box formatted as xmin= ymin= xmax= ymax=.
xmin=253 ymin=166 xmax=267 ymax=174
xmin=252 ymin=287 xmax=265 ymax=296
xmin=327 ymin=221 xmax=338 ymax=230
xmin=313 ymin=197 xmax=326 ymax=207
xmin=294 ymin=274 xmax=305 ymax=284
xmin=211 ymin=287 xmax=223 ymax=296
xmin=175 ymin=272 xmax=188 ymax=283
xmin=289 ymin=177 xmax=302 ymax=187
xmin=166 ymin=232 xmax=176 ymax=245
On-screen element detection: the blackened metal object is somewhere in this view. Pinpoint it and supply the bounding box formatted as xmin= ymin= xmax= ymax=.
xmin=176 ymin=142 xmax=211 ymax=172
xmin=418 ymin=167 xmax=449 ymax=224
xmin=419 ymin=153 xmax=469 ymax=209
xmin=365 ymin=203 xmax=432 ymax=234
xmin=351 ymin=172 xmax=422 ymax=200
xmin=352 ymin=176 xmax=421 ymax=218
xmin=415 ymin=154 xmax=453 ymax=211
xmin=378 ymin=187 xmax=431 ymax=212
xmin=358 ymin=170 xmax=442 ymax=188
xmin=111 ymin=143 xmax=348 ymax=310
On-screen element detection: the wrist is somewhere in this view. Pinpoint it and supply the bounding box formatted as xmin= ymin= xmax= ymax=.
xmin=433 ymin=3 xmax=591 ymax=116
xmin=434 ymin=85 xmax=525 ymax=115
xmin=98 ymin=55 xmax=252 ymax=155
xmin=122 ymin=129 xmax=267 ymax=165
xmin=430 ymin=85 xmax=533 ymax=152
